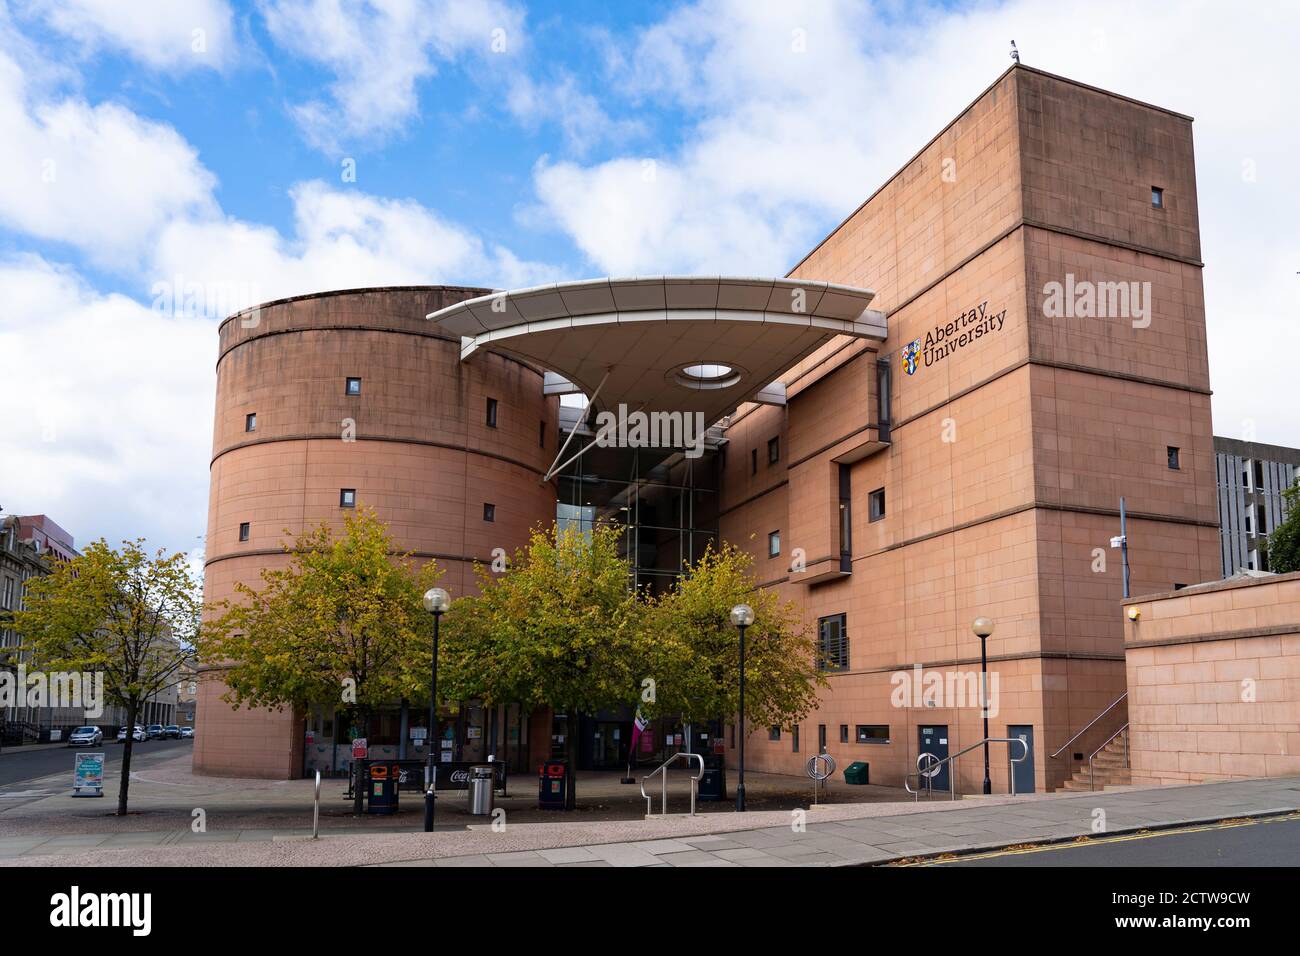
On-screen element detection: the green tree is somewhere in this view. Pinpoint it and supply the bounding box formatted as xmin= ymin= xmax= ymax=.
xmin=201 ymin=509 xmax=442 ymax=751
xmin=13 ymin=539 xmax=200 ymax=815
xmin=440 ymin=523 xmax=644 ymax=806
xmin=642 ymin=542 xmax=826 ymax=733
xmin=1268 ymin=480 xmax=1300 ymax=573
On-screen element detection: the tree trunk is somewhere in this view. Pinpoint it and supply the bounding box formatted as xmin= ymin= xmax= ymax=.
xmin=117 ymin=698 xmax=139 ymax=816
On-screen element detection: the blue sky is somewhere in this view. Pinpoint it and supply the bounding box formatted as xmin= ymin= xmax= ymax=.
xmin=1 ymin=0 xmax=1297 ymax=561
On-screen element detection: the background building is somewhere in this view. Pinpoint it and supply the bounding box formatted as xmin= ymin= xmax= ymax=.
xmin=200 ymin=65 xmax=1223 ymax=792
xmin=1215 ymin=437 xmax=1300 ymax=575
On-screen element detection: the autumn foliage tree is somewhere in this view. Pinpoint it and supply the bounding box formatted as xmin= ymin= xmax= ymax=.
xmin=1268 ymin=480 xmax=1300 ymax=574
xmin=643 ymin=541 xmax=826 ymax=732
xmin=201 ymin=509 xmax=442 ymax=739
xmin=13 ymin=539 xmax=199 ymax=815
xmin=439 ymin=523 xmax=644 ymax=806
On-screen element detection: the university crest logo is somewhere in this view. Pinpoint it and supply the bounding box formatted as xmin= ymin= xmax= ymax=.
xmin=901 ymin=338 xmax=922 ymax=375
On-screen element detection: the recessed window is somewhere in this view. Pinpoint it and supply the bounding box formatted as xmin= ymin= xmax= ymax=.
xmin=486 ymin=398 xmax=498 ymax=428
xmin=1151 ymin=186 xmax=1164 ymax=208
xmin=869 ymin=487 xmax=886 ymax=522
xmin=818 ymin=613 xmax=849 ymax=672
xmin=856 ymin=725 xmax=890 ymax=744
xmin=238 ymin=522 xmax=250 ymax=542
xmin=539 ymin=420 xmax=546 ymax=448
xmin=767 ymin=436 xmax=780 ymax=465
xmin=339 ymin=489 xmax=356 ymax=508
xmin=768 ymin=531 xmax=780 ymax=558
xmin=345 ymin=377 xmax=361 ymax=396
xmin=768 ymin=725 xmax=781 ymax=741
xmin=791 ymin=724 xmax=799 ymax=753
xmin=750 ymin=448 xmax=758 ymax=476
xmin=483 ymin=503 xmax=496 ymax=522
xmin=1167 ymin=446 xmax=1181 ymax=470
xmin=245 ymin=413 xmax=257 ymax=432
xmin=839 ymin=724 xmax=849 ymax=744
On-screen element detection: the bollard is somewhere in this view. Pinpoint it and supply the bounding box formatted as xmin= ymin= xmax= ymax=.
xmin=313 ymin=770 xmax=321 ymax=839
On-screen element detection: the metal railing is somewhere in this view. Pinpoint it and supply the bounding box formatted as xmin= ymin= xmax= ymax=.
xmin=1088 ymin=724 xmax=1129 ymax=792
xmin=1050 ymin=692 xmax=1127 ymax=760
xmin=640 ymin=752 xmax=704 ymax=816
xmin=903 ymin=737 xmax=1030 ymax=801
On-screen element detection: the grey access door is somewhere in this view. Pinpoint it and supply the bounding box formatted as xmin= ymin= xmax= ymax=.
xmin=1008 ymin=725 xmax=1035 ymax=794
xmin=918 ymin=725 xmax=949 ymax=793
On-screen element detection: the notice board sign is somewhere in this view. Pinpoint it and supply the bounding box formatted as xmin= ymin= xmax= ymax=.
xmin=72 ymin=752 xmax=105 ymax=798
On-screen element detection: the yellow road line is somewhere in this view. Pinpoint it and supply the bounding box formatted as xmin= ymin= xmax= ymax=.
xmin=899 ymin=810 xmax=1300 ymax=865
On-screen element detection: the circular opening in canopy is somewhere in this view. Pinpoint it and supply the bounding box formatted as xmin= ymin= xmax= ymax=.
xmin=673 ymin=362 xmax=743 ymax=391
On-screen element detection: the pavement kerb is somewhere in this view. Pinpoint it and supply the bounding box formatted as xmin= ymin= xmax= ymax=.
xmin=872 ymin=806 xmax=1300 ymax=868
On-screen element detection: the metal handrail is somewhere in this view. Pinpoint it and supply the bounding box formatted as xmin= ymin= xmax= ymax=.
xmin=639 ymin=752 xmax=704 ymax=816
xmin=1050 ymin=692 xmax=1127 ymax=759
xmin=1087 ymin=723 xmax=1129 ymax=792
xmin=903 ymin=737 xmax=1030 ymax=801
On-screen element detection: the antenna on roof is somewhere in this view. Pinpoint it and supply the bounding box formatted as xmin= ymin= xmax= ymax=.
xmin=1010 ymin=40 xmax=1020 ymax=64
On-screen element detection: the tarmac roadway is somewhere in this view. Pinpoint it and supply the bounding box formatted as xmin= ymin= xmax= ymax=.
xmin=927 ymin=814 xmax=1300 ymax=866
xmin=0 ymin=738 xmax=192 ymax=789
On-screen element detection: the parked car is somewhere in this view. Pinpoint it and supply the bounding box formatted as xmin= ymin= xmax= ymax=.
xmin=180 ymin=727 xmax=194 ymax=739
xmin=163 ymin=725 xmax=180 ymax=739
xmin=66 ymin=726 xmax=103 ymax=747
xmin=145 ymin=724 xmax=165 ymax=740
xmin=117 ymin=725 xmax=146 ymax=742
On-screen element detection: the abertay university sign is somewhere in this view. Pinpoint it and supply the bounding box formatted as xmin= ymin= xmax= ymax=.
xmin=901 ymin=300 xmax=1007 ymax=376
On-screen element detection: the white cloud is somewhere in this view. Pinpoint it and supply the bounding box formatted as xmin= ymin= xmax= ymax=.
xmin=20 ymin=0 xmax=236 ymax=70
xmin=148 ymin=179 xmax=559 ymax=316
xmin=258 ymin=0 xmax=524 ymax=151
xmin=0 ymin=254 xmax=215 ymax=553
xmin=0 ymin=47 xmax=218 ymax=269
xmin=529 ymin=0 xmax=1300 ymax=445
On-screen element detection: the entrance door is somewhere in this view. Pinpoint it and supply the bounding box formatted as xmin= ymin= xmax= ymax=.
xmin=917 ymin=725 xmax=949 ymax=793
xmin=1008 ymin=725 xmax=1035 ymax=794
xmin=592 ymin=721 xmax=630 ymax=770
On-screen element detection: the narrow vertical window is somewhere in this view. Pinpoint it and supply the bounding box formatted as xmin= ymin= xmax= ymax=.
xmin=238 ymin=522 xmax=250 ymax=542
xmin=245 ymin=413 xmax=257 ymax=432
xmin=486 ymin=398 xmax=498 ymax=428
xmin=1151 ymin=186 xmax=1164 ymax=208
xmin=838 ymin=464 xmax=852 ymax=571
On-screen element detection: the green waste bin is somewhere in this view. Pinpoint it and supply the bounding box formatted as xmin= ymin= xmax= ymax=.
xmin=843 ymin=761 xmax=869 ymax=785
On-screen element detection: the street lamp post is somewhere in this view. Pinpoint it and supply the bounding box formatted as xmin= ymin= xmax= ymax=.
xmin=730 ymin=603 xmax=754 ymax=812
xmin=972 ymin=617 xmax=994 ymax=795
xmin=422 ymin=587 xmax=451 ymax=833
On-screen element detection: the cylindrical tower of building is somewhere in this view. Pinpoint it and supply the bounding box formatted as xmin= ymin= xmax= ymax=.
xmin=196 ymin=287 xmax=559 ymax=778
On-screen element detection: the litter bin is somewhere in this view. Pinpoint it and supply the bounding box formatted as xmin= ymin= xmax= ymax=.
xmin=697 ymin=755 xmax=727 ymax=801
xmin=366 ymin=762 xmax=399 ymax=814
xmin=538 ymin=760 xmax=568 ymax=810
xmin=843 ymin=761 xmax=869 ymax=785
xmin=468 ymin=764 xmax=495 ymax=815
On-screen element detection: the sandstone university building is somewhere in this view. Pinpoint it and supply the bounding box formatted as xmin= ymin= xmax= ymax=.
xmin=196 ymin=65 xmax=1223 ymax=794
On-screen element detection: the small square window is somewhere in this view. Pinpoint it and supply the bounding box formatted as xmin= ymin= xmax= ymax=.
xmin=238 ymin=522 xmax=250 ymax=542
xmin=339 ymin=489 xmax=356 ymax=508
xmin=768 ymin=725 xmax=781 ymax=741
xmin=869 ymin=487 xmax=886 ymax=522
xmin=345 ymin=377 xmax=361 ymax=396
xmin=750 ymin=448 xmax=758 ymax=475
xmin=483 ymin=503 xmax=496 ymax=522
xmin=1167 ymin=446 xmax=1181 ymax=470
xmin=767 ymin=436 xmax=780 ymax=465
xmin=245 ymin=413 xmax=257 ymax=432
xmin=768 ymin=531 xmax=780 ymax=558
xmin=486 ymin=398 xmax=498 ymax=428
xmin=839 ymin=724 xmax=849 ymax=744
xmin=1151 ymin=186 xmax=1164 ymax=208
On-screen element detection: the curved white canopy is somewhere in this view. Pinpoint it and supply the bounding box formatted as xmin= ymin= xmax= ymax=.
xmin=426 ymin=276 xmax=886 ymax=425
